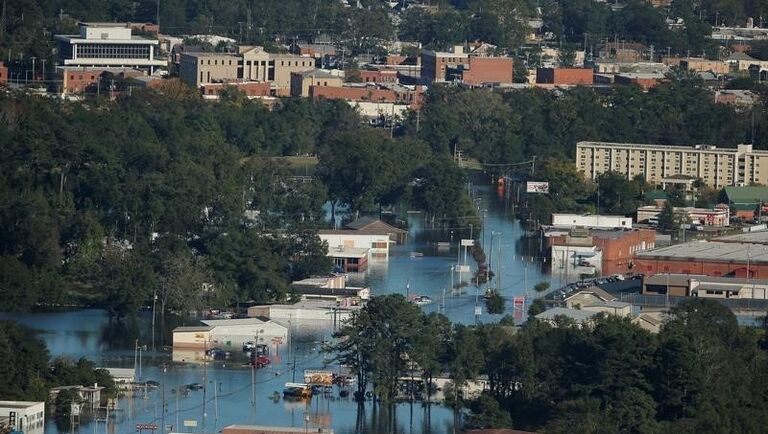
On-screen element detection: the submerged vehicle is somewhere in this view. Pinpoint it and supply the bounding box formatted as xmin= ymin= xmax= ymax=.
xmin=409 ymin=295 xmax=433 ymax=306
xmin=283 ymin=382 xmax=312 ymax=398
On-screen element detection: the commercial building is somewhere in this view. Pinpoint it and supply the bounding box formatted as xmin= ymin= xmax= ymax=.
xmin=319 ymin=231 xmax=391 ymax=258
xmin=179 ymin=52 xmax=240 ymax=88
xmin=290 ymin=69 xmax=343 ymax=97
xmin=291 ymin=275 xmax=370 ymax=300
xmin=535 ymin=68 xmax=594 ymax=85
xmin=326 ymin=245 xmax=368 ymax=272
xmin=420 ymin=45 xmax=514 ymax=85
xmin=269 ymin=54 xmax=316 ymax=95
xmin=679 ymin=57 xmax=730 ymax=75
xmin=547 ymin=227 xmax=655 ymax=279
xmin=636 ymin=205 xmax=730 ymax=227
xmin=247 ymin=299 xmax=359 ymax=323
xmin=576 ymin=141 xmax=768 ymax=188
xmin=359 ymin=69 xmax=398 ymax=83
xmin=172 ymin=318 xmax=288 ymax=350
xmin=633 ymin=241 xmax=768 ymax=279
xmin=642 ymin=273 xmax=768 ymax=299
xmin=0 ymin=401 xmax=45 ymax=434
xmin=614 ymin=72 xmax=664 ymax=90
xmin=552 ymin=213 xmax=632 ymax=229
xmin=57 ymin=66 xmax=146 ymax=95
xmin=54 ymin=22 xmax=165 ymax=73
xmin=309 ymin=83 xmax=424 ymax=108
xmin=723 ymin=186 xmax=768 ymax=219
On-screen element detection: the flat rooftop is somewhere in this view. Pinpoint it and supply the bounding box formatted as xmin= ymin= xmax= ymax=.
xmin=715 ymin=231 xmax=768 ymax=244
xmin=0 ymin=401 xmax=44 ymax=409
xmin=577 ymin=141 xmax=748 ymax=153
xmin=635 ymin=241 xmax=768 ymax=263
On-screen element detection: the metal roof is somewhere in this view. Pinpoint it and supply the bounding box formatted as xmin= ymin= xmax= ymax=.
xmin=636 ymin=241 xmax=768 ymax=264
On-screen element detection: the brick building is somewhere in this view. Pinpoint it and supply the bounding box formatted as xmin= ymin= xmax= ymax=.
xmin=0 ymin=62 xmax=7 ymax=84
xmin=633 ymin=241 xmax=768 ymax=279
xmin=536 ymin=68 xmax=594 ymax=85
xmin=57 ymin=67 xmax=145 ymax=95
xmin=547 ymin=227 xmax=656 ymax=278
xmin=459 ymin=56 xmax=515 ymax=86
xmin=200 ymin=81 xmax=272 ymax=99
xmin=309 ymin=84 xmax=424 ymax=108
xmin=614 ymin=73 xmax=664 ymax=90
xmin=359 ymin=69 xmax=398 ymax=83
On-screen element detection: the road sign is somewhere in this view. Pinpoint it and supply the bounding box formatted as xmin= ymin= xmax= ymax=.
xmin=136 ymin=423 xmax=158 ymax=431
xmin=271 ymin=336 xmax=283 ymax=345
xmin=460 ymin=239 xmax=475 ymax=246
xmin=183 ymin=420 xmax=198 ymax=428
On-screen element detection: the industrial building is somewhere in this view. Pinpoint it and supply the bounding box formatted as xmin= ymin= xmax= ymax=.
xmin=576 ymin=141 xmax=768 ymax=188
xmin=642 ymin=273 xmax=768 ymax=299
xmin=551 ymin=213 xmax=633 ymax=229
xmin=633 ymin=241 xmax=768 ymax=279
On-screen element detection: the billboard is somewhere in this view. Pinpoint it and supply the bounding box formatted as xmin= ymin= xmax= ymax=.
xmin=304 ymin=369 xmax=334 ymax=385
xmin=526 ymin=182 xmax=549 ymax=194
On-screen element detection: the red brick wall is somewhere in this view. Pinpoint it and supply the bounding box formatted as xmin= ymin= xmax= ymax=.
xmin=596 ymin=230 xmax=655 ymax=275
xmin=462 ymin=57 xmax=514 ymax=85
xmin=536 ymin=68 xmax=594 ymax=85
xmin=63 ymin=71 xmax=100 ymax=94
xmin=0 ymin=63 xmax=7 ymax=84
xmin=633 ymin=257 xmax=767 ymax=279
xmin=359 ymin=70 xmax=398 ymax=83
xmin=615 ymin=75 xmax=661 ymax=90
xmin=201 ymin=82 xmax=271 ymax=97
xmin=310 ymin=85 xmax=424 ymax=107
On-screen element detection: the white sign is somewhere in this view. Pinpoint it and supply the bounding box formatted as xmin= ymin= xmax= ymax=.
xmin=460 ymin=239 xmax=475 ymax=246
xmin=457 ymin=265 xmax=471 ymax=273
xmin=474 ymin=306 xmax=482 ymax=315
xmin=183 ymin=420 xmax=198 ymax=428
xmin=526 ymin=181 xmax=550 ymax=194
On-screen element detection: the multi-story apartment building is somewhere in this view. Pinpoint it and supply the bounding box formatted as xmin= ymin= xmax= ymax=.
xmin=55 ymin=22 xmax=165 ymax=73
xmin=576 ymin=141 xmax=768 ymax=188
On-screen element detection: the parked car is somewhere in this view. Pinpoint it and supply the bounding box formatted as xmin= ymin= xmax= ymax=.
xmin=187 ymin=383 xmax=204 ymax=391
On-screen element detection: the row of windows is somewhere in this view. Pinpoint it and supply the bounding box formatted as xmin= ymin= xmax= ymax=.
xmin=77 ymin=44 xmax=150 ymax=59
xmin=199 ymin=58 xmax=235 ymax=66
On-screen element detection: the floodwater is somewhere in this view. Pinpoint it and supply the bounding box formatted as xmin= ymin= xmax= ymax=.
xmin=1 ymin=181 xmax=559 ymax=434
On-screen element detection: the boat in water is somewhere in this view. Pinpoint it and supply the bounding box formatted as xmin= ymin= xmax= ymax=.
xmin=409 ymin=295 xmax=433 ymax=306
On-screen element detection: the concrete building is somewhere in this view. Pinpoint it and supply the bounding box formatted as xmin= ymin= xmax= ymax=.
xmin=679 ymin=57 xmax=730 ymax=75
xmin=179 ymin=52 xmax=240 ymax=88
xmin=309 ymin=84 xmax=424 ymax=108
xmin=291 ymin=275 xmax=370 ymax=300
xmin=0 ymin=401 xmax=44 ymax=434
xmin=576 ymin=141 xmax=768 ymax=188
xmin=290 ymin=69 xmax=343 ymax=97
xmin=54 ymin=22 xmax=165 ymax=73
xmin=269 ymin=54 xmax=316 ymax=95
xmin=642 ymin=273 xmax=768 ymax=299
xmin=636 ymin=205 xmax=730 ymax=227
xmin=535 ymin=68 xmax=593 ymax=85
xmin=239 ymin=46 xmax=271 ymax=82
xmin=247 ymin=299 xmax=359 ymax=323
xmin=552 ymin=213 xmax=632 ymax=229
xmin=582 ymin=300 xmax=632 ymax=317
xmin=634 ymin=241 xmax=768 ymax=279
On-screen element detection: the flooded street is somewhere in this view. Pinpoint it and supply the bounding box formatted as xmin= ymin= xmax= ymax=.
xmin=1 ymin=181 xmax=559 ymax=434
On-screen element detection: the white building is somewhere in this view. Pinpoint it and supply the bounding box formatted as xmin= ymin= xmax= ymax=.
xmin=551 ymin=213 xmax=633 ymax=229
xmin=0 ymin=401 xmax=45 ymax=434
xmin=318 ymin=230 xmax=392 ymax=258
xmin=55 ymin=22 xmax=165 ymax=73
xmin=551 ymin=243 xmax=602 ymax=280
xmin=172 ymin=318 xmax=288 ymax=350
